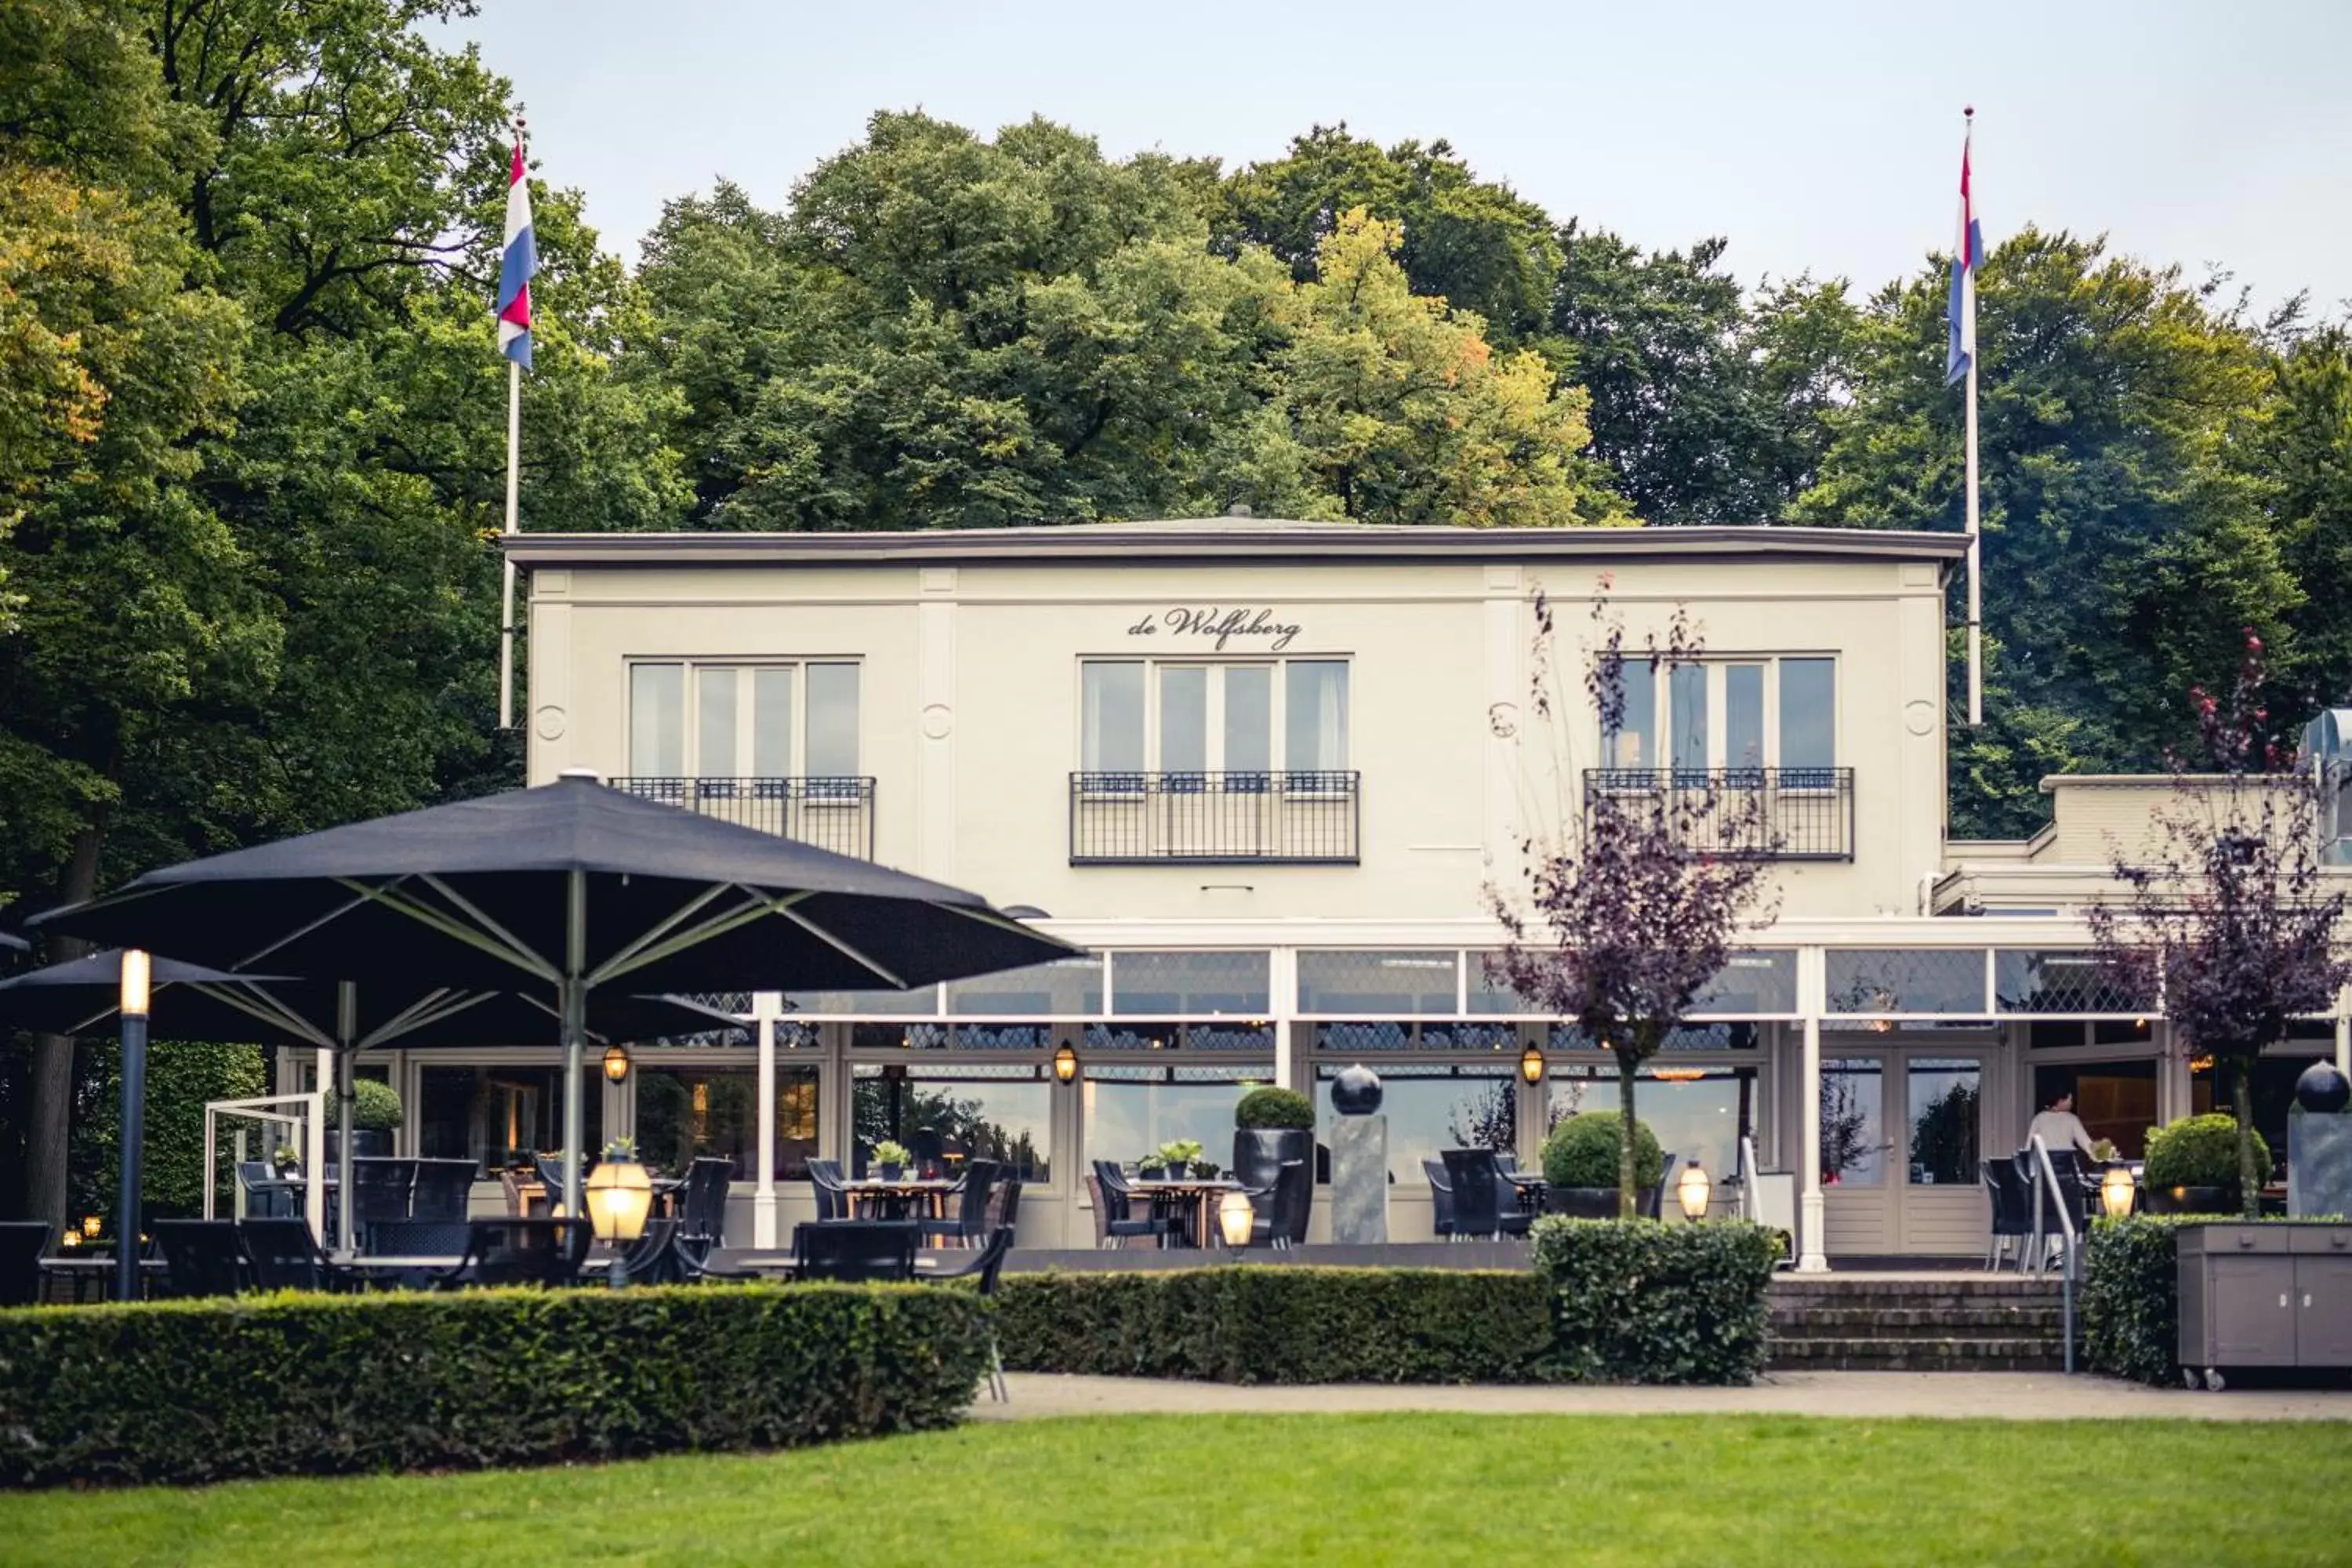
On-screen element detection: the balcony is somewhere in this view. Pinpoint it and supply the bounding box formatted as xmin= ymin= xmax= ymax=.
xmin=613 ymin=776 xmax=876 ymax=859
xmin=1580 ymin=767 xmax=1855 ymax=861
xmin=1069 ymin=771 xmax=1360 ymax=864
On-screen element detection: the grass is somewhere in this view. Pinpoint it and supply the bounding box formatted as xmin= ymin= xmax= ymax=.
xmin=7 ymin=1413 xmax=2350 ymax=1566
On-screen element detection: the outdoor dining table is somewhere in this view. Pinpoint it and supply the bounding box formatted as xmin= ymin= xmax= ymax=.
xmin=1130 ymin=1177 xmax=1243 ymax=1247
xmin=843 ymin=1178 xmax=959 ymax=1220
xmin=40 ymin=1255 xmax=166 ymax=1304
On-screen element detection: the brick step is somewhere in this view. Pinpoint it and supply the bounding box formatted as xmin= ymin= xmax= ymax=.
xmin=1769 ymin=1288 xmax=2063 ymax=1312
xmin=1769 ymin=1306 xmax=2066 ymax=1336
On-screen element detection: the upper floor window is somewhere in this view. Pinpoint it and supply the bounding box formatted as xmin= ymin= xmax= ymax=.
xmin=628 ymin=661 xmax=861 ymax=779
xmin=1601 ymin=655 xmax=1835 ymax=775
xmin=1080 ymin=659 xmax=1348 ymax=775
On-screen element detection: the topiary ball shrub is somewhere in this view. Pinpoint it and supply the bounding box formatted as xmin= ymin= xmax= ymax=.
xmin=1236 ymin=1087 xmax=1314 ymax=1131
xmin=2143 ymin=1113 xmax=2265 ymax=1190
xmin=1542 ymin=1110 xmax=1664 ymax=1191
xmin=350 ymin=1077 xmax=405 ymax=1133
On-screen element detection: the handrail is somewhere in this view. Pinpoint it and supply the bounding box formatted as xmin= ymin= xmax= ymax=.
xmin=2027 ymin=1134 xmax=2079 ymax=1374
xmin=1738 ymin=1134 xmax=1761 ymax=1224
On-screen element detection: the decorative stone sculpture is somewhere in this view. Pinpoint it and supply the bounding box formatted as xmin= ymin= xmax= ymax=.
xmin=1331 ymin=1063 xmax=1383 ymax=1116
xmin=2295 ymin=1060 xmax=2350 ymax=1116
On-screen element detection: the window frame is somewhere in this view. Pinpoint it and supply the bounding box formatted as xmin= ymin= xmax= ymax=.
xmin=1076 ymin=655 xmax=1350 ymax=787
xmin=624 ymin=658 xmax=864 ymax=783
xmin=1598 ymin=654 xmax=1840 ymax=779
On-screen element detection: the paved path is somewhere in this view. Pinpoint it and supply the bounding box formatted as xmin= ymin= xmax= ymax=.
xmin=975 ymin=1371 xmax=2352 ymax=1423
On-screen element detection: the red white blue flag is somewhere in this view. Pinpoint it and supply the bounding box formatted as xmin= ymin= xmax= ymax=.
xmin=496 ymin=139 xmax=536 ymax=371
xmin=1945 ymin=127 xmax=1981 ymax=387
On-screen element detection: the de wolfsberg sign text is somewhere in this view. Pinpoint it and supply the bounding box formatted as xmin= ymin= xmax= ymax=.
xmin=1126 ymin=607 xmax=1302 ymax=652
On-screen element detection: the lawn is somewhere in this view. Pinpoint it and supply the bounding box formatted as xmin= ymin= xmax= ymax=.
xmin=8 ymin=1412 xmax=2349 ymax=1566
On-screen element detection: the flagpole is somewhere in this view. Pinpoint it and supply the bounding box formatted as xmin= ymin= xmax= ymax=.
xmin=499 ymin=355 xmax=520 ymax=731
xmin=1962 ymin=108 xmax=1983 ymax=728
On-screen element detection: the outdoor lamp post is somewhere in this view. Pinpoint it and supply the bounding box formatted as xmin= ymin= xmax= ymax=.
xmin=2101 ymin=1164 xmax=2136 ymax=1219
xmin=583 ymin=1156 xmax=653 ymax=1287
xmin=1053 ymin=1040 xmax=1078 ymax=1085
xmin=601 ymin=1043 xmax=631 ymax=1084
xmin=115 ymin=949 xmax=151 ymax=1302
xmin=1519 ymin=1042 xmax=1545 ymax=1084
xmin=1676 ymin=1160 xmax=1712 ymax=1221
xmin=1218 ymin=1189 xmax=1254 ymax=1258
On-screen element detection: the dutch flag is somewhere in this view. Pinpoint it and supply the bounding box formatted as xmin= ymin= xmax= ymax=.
xmin=496 ymin=139 xmax=536 ymax=371
xmin=1945 ymin=126 xmax=1982 ymax=387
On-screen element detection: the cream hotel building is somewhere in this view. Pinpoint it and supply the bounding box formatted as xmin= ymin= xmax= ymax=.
xmin=441 ymin=517 xmax=2351 ymax=1267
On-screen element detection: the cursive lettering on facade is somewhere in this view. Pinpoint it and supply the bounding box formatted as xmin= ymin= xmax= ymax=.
xmin=1126 ymin=607 xmax=1302 ymax=652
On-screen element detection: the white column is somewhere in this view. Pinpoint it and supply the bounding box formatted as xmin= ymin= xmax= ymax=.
xmin=1270 ymin=946 xmax=1298 ymax=1091
xmin=753 ymin=990 xmax=782 ymax=1249
xmin=1796 ymin=946 xmax=1829 ymax=1273
xmin=307 ymin=1047 xmax=331 ymax=1242
xmin=2336 ymin=987 xmax=2350 ymax=1080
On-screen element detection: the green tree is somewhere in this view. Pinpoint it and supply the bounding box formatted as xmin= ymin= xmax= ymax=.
xmin=1797 ymin=228 xmax=2298 ymax=833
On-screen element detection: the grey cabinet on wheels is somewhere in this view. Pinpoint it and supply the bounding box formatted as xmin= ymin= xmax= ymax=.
xmin=2177 ymin=1224 xmax=2352 ymax=1389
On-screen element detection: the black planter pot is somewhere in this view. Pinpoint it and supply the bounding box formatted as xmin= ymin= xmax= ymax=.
xmin=2145 ymin=1182 xmax=2236 ymax=1216
xmin=1231 ymin=1127 xmax=1313 ymax=1243
xmin=1547 ymin=1185 xmax=1658 ymax=1219
xmin=326 ymin=1129 xmax=393 ymax=1165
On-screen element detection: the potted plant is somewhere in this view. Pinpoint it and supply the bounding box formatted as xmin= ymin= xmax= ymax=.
xmin=2143 ymin=1113 xmax=2265 ymax=1214
xmin=871 ymin=1140 xmax=912 ymax=1181
xmin=1232 ymin=1087 xmax=1314 ymax=1244
xmin=1136 ymin=1152 xmax=1167 ymax=1178
xmin=271 ymin=1142 xmax=302 ymax=1178
xmin=1157 ymin=1138 xmax=1206 ymax=1179
xmin=328 ymin=1077 xmax=405 ymax=1163
xmin=1541 ymin=1110 xmax=1665 ymax=1218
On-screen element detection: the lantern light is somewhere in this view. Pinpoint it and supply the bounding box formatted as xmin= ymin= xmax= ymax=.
xmin=583 ymin=1157 xmax=653 ymax=1286
xmin=118 ymin=949 xmax=151 ymax=1019
xmin=1519 ymin=1042 xmax=1545 ymax=1084
xmin=1218 ymin=1189 xmax=1255 ymax=1253
xmin=1676 ymin=1160 xmax=1712 ymax=1221
xmin=602 ymin=1044 xmax=631 ymax=1083
xmin=82 ymin=1214 xmax=103 ymax=1240
xmin=2100 ymin=1164 xmax=2137 ymax=1220
xmin=1054 ymin=1040 xmax=1079 ymax=1085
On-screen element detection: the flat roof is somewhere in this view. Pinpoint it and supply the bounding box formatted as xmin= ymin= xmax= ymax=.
xmin=501 ymin=517 xmax=1971 ymax=570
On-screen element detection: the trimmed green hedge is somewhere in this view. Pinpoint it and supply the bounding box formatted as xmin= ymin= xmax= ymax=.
xmin=1234 ymin=1087 xmax=1314 ymax=1130
xmin=995 ymin=1269 xmax=1555 ymax=1384
xmin=2143 ymin=1113 xmax=2267 ymax=1191
xmin=1533 ymin=1218 xmax=1780 ymax=1385
xmin=2081 ymin=1215 xmax=2190 ymax=1386
xmin=0 ymin=1283 xmax=989 ymax=1488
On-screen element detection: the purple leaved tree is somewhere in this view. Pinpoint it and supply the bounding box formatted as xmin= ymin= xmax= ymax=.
xmin=2088 ymin=631 xmax=2350 ymax=1218
xmin=1485 ymin=589 xmax=1780 ymax=1218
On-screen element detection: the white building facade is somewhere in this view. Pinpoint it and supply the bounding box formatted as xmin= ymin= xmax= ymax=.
xmin=380 ymin=516 xmax=2350 ymax=1265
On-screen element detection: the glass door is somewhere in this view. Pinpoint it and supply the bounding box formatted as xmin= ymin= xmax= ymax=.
xmin=1818 ymin=1047 xmax=1991 ymax=1258
xmin=1897 ymin=1054 xmax=1987 ymax=1255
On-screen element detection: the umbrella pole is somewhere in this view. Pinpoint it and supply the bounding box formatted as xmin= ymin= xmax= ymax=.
xmin=336 ymin=982 xmax=357 ymax=1254
xmin=561 ymin=869 xmax=586 ymax=1220
xmin=115 ymin=1010 xmax=147 ymax=1302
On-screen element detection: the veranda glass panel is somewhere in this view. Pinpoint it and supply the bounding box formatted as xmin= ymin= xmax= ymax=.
xmin=1825 ymin=949 xmax=1985 ymax=1015
xmin=1819 ymin=1058 xmax=1884 ymax=1186
xmin=1315 ymin=1064 xmax=1515 ymax=1185
xmin=946 ymin=955 xmax=1105 ymax=1015
xmin=416 ymin=1065 xmax=601 ymax=1172
xmin=1994 ymin=950 xmax=2149 ymax=1015
xmin=1465 ymin=953 xmax=1529 ymax=1014
xmin=851 ymin=1064 xmax=1051 ymax=1181
xmin=1110 ymin=950 xmax=1269 ymax=1014
xmin=1904 ymin=1058 xmax=1980 ymax=1186
xmin=1082 ymin=1065 xmax=1268 ymax=1169
xmin=787 ymin=983 xmax=939 ymax=1015
xmin=2033 ymin=1061 xmax=2158 ymax=1159
xmin=1296 ymin=950 xmax=1458 ymax=1013
xmin=1691 ymin=950 xmax=1798 ymax=1015
xmin=1547 ymin=1066 xmax=1747 ymax=1189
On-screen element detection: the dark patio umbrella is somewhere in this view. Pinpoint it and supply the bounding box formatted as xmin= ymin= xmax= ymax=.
xmin=0 ymin=932 xmax=24 ymax=953
xmin=0 ymin=948 xmax=743 ymax=1251
xmin=34 ymin=772 xmax=1078 ymax=1213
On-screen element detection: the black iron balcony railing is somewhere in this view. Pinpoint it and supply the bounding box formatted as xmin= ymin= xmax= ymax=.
xmin=1581 ymin=766 xmax=1855 ymax=861
xmin=1069 ymin=771 xmax=1360 ymax=864
xmin=613 ymin=776 xmax=876 ymax=860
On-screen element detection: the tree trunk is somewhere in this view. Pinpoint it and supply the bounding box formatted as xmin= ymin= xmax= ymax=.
xmin=1617 ymin=1050 xmax=1640 ymax=1221
xmin=22 ymin=825 xmax=103 ymax=1229
xmin=2234 ymin=1066 xmax=2262 ymax=1221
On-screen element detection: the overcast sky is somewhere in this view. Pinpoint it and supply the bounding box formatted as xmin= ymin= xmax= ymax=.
xmin=444 ymin=0 xmax=2352 ymax=314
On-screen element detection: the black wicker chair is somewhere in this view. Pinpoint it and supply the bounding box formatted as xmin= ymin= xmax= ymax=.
xmin=408 ymin=1159 xmax=477 ymax=1223
xmin=677 ymin=1156 xmax=735 ymax=1250
xmin=920 ymin=1159 xmax=1000 ymax=1248
xmin=1980 ymin=1158 xmax=2034 ymax=1272
xmin=154 ymin=1219 xmax=248 ymax=1298
xmin=807 ymin=1158 xmax=851 ymax=1221
xmin=434 ymin=1218 xmax=591 ymax=1289
xmin=1091 ymin=1160 xmax=1183 ymax=1250
xmin=792 ymin=1219 xmax=917 ymax=1283
xmin=1440 ymin=1149 xmax=1532 ymax=1241
xmin=0 ymin=1221 xmax=50 ymax=1306
xmin=238 ymin=1218 xmax=354 ymax=1292
xmin=924 ymin=1227 xmax=1014 ymax=1400
xmin=1424 ymin=1158 xmax=1458 ymax=1239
